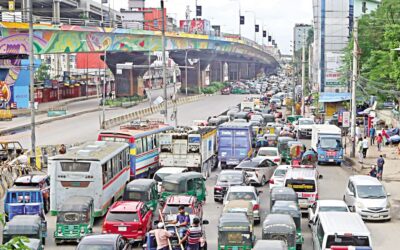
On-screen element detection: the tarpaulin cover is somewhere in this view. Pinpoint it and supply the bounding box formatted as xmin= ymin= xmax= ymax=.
xmin=319 ymin=92 xmax=351 ymax=103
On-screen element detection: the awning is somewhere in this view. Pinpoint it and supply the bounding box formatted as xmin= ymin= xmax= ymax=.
xmin=319 ymin=92 xmax=351 ymax=103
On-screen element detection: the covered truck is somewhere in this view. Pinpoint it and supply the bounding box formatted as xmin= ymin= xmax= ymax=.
xmin=159 ymin=126 xmax=218 ymax=179
xmin=311 ymin=124 xmax=343 ymax=165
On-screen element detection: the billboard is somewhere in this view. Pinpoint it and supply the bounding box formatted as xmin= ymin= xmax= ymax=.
xmin=179 ymin=19 xmax=210 ymax=34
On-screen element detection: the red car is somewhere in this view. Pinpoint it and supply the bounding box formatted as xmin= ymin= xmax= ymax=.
xmin=102 ymin=201 xmax=152 ymax=243
xmin=161 ymin=195 xmax=203 ymax=223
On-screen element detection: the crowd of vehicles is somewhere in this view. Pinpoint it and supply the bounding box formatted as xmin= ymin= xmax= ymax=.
xmin=2 ymin=74 xmax=384 ymax=250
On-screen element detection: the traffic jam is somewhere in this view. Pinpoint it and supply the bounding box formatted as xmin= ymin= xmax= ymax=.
xmin=2 ymin=74 xmax=383 ymax=250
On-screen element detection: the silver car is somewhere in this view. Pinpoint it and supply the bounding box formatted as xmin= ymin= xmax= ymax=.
xmin=234 ymin=157 xmax=277 ymax=186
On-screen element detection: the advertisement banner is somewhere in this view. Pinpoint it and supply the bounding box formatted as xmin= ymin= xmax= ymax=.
xmin=342 ymin=111 xmax=350 ymax=127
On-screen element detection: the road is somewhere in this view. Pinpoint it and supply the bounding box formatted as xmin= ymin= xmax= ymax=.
xmin=1 ymin=96 xmax=399 ymax=249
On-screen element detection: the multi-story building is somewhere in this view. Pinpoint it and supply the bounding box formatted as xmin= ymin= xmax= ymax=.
xmin=293 ymin=24 xmax=312 ymax=53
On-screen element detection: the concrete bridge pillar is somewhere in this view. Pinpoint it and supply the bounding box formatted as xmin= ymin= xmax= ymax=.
xmin=102 ymin=52 xmax=157 ymax=98
xmin=248 ymin=63 xmax=256 ymax=79
xmin=53 ymin=0 xmax=61 ymax=24
xmin=210 ymin=61 xmax=223 ymax=83
xmin=228 ymin=62 xmax=239 ymax=81
xmin=240 ymin=62 xmax=249 ymax=80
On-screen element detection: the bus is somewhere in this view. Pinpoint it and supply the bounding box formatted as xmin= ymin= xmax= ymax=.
xmin=98 ymin=120 xmax=174 ymax=179
xmin=48 ymin=141 xmax=130 ymax=217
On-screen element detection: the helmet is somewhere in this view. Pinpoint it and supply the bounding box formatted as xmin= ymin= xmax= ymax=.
xmin=157 ymin=222 xmax=164 ymax=229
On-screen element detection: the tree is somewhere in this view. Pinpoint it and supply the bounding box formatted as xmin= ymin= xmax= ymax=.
xmin=35 ymin=64 xmax=50 ymax=82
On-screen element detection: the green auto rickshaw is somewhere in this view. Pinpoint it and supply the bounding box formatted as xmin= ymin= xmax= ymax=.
xmin=218 ymin=213 xmax=255 ymax=250
xmin=270 ymin=187 xmax=298 ymax=210
xmin=3 ymin=215 xmax=47 ymax=246
xmin=223 ymin=200 xmax=254 ymax=226
xmin=54 ymin=196 xmax=94 ymax=244
xmin=160 ymin=172 xmax=206 ymax=204
xmin=287 ymin=115 xmax=303 ymax=124
xmin=262 ymin=214 xmax=296 ymax=250
xmin=123 ymin=179 xmax=158 ymax=212
xmin=277 ymin=136 xmax=297 ymax=162
xmin=271 ymin=201 xmax=304 ymax=249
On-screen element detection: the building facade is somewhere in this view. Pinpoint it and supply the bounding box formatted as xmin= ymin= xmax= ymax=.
xmin=293 ymin=24 xmax=312 ymax=53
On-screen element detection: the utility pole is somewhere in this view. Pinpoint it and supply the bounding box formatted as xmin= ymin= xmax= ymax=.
xmin=301 ymin=39 xmax=306 ymax=116
xmin=350 ymin=19 xmax=358 ymax=158
xmin=102 ymin=51 xmax=107 ymax=129
xmin=28 ymin=0 xmax=36 ymax=158
xmin=161 ymin=0 xmax=168 ymax=123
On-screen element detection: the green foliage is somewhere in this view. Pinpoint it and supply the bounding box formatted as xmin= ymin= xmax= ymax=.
xmin=343 ymin=0 xmax=400 ymax=101
xmin=201 ymin=82 xmax=225 ymax=94
xmin=0 ymin=237 xmax=31 ymax=250
xmin=35 ymin=64 xmax=50 ymax=82
xmin=104 ymin=95 xmax=144 ymax=107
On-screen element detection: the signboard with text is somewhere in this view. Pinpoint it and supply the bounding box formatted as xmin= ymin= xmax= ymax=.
xmin=342 ymin=111 xmax=350 ymax=127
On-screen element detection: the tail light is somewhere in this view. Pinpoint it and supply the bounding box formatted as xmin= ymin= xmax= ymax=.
xmin=253 ymin=204 xmax=260 ymax=210
xmin=215 ymin=186 xmax=223 ymax=190
xmin=269 ymin=178 xmax=274 ymax=184
xmin=316 ymin=193 xmax=319 ymax=200
xmin=273 ymin=158 xmax=280 ymax=162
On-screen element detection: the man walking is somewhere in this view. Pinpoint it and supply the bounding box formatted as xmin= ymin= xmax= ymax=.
xmin=357 ymin=138 xmax=364 ymax=163
xmin=179 ymin=217 xmax=203 ymax=250
xmin=377 ymin=155 xmax=385 ymax=181
xmin=149 ymin=222 xmax=173 ymax=250
xmin=362 ymin=136 xmax=369 ymax=158
xmin=369 ymin=126 xmax=376 ymax=145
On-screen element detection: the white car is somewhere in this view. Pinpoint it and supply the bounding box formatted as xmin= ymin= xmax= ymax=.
xmin=308 ymin=200 xmax=350 ymax=226
xmin=343 ymin=175 xmax=391 ymax=221
xmin=269 ymin=165 xmax=289 ymax=189
xmin=224 ymin=185 xmax=261 ymax=223
xmin=270 ymin=98 xmax=282 ymax=108
xmin=153 ymin=167 xmax=188 ymax=192
xmin=234 ymin=157 xmax=277 ymax=186
xmin=295 ymin=118 xmax=315 ymax=138
xmin=256 ymin=147 xmax=281 ymax=165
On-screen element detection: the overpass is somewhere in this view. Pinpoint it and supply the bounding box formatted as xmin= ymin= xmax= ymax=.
xmin=0 ymin=20 xmax=280 ymax=101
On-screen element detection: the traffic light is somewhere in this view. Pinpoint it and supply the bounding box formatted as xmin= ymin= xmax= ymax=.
xmin=240 ymin=16 xmax=245 ymax=25
xmin=196 ymin=5 xmax=202 ymax=16
xmin=263 ymin=31 xmax=267 ymax=37
xmin=268 ymin=35 xmax=272 ymax=42
xmin=255 ymin=24 xmax=259 ymax=32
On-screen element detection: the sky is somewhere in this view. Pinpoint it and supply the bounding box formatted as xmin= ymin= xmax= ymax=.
xmin=97 ymin=0 xmax=313 ymax=54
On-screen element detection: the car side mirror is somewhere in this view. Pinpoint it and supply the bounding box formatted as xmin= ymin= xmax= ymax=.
xmin=387 ymin=193 xmax=391 ymax=196
xmin=202 ymin=220 xmax=209 ymax=225
xmin=153 ymin=220 xmax=160 ymax=226
xmin=348 ymin=191 xmax=354 ymax=197
xmin=308 ymin=219 xmax=314 ymax=225
xmin=257 ymin=190 xmax=263 ymax=195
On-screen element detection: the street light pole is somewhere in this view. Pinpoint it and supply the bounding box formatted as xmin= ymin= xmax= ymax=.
xmin=185 ymin=50 xmax=188 ymax=96
xmin=245 ymin=11 xmax=256 ymax=42
xmin=161 ymin=0 xmax=168 ymax=123
xmin=28 ymin=0 xmax=36 ymax=157
xmin=301 ymin=38 xmax=306 ymax=116
xmin=350 ymin=19 xmax=359 ymax=157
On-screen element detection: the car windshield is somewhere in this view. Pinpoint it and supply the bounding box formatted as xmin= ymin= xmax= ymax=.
xmin=274 ymin=169 xmax=287 ymax=177
xmin=258 ymin=149 xmax=277 ymax=156
xmin=57 ymin=212 xmax=88 ymax=224
xmin=219 ymin=231 xmax=252 ymax=245
xmin=320 ymin=138 xmax=341 ymax=149
xmin=218 ymin=173 xmax=243 ymax=183
xmin=319 ymin=206 xmax=348 ymax=212
xmin=77 ymin=244 xmax=114 ymax=250
xmin=356 ymin=185 xmax=386 ymax=199
xmin=326 ymin=235 xmax=370 ymax=248
xmin=106 ymin=212 xmax=139 ymax=222
xmin=163 ymin=182 xmax=180 ymax=193
xmin=227 ymin=192 xmax=256 ymax=201
xmin=163 ymin=204 xmax=193 ymax=214
xmin=285 ymin=179 xmax=316 ymax=192
xmin=299 ymin=120 xmax=313 ymax=125
xmin=123 ymin=190 xmax=147 ymax=201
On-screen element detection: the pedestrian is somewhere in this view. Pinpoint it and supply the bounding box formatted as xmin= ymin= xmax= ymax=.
xmin=149 ymin=222 xmax=173 ymax=250
xmin=108 ymin=91 xmax=112 ymax=99
xmin=357 ymin=138 xmax=364 ymax=163
xmin=179 ymin=217 xmax=203 ymax=250
xmin=376 ymin=155 xmax=385 ymax=181
xmin=376 ymin=133 xmax=383 ymax=151
xmin=382 ymin=128 xmax=389 ymax=146
xmin=369 ymin=126 xmax=376 ymax=145
xmin=59 ymin=144 xmax=67 ymax=154
xmin=362 ymin=136 xmax=369 ymax=158
xmin=369 ymin=165 xmax=377 ymax=178
xmin=355 ymin=125 xmax=361 ymax=140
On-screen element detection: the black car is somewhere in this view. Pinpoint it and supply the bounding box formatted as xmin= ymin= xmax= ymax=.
xmin=77 ymin=234 xmax=132 ymax=250
xmin=214 ymin=170 xmax=248 ymax=202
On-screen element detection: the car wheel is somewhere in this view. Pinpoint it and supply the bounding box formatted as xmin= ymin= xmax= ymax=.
xmin=261 ymin=176 xmax=267 ymax=186
xmin=296 ymin=244 xmax=302 ymax=250
xmin=214 ymin=198 xmax=219 ymax=202
xmin=42 ymin=237 xmax=46 ymax=245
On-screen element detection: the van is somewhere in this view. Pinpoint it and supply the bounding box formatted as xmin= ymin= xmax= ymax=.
xmin=343 ymin=175 xmax=391 ymax=221
xmin=284 ymin=165 xmax=322 ymax=213
xmin=311 ymin=212 xmax=372 ymax=250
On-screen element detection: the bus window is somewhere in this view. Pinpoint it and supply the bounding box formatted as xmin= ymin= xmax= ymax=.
xmin=136 ymin=138 xmax=143 ymax=154
xmin=60 ymin=162 xmax=90 ymax=172
xmin=106 ymin=161 xmax=113 ymax=181
xmin=102 ymin=164 xmax=108 ymax=184
xmin=112 ymin=157 xmax=118 ymax=176
xmin=154 ymin=134 xmax=159 ymax=148
xmin=142 ymin=136 xmax=148 ymax=152
xmin=148 ymin=135 xmax=154 ymax=150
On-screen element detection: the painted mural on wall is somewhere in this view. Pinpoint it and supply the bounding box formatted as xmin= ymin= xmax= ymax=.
xmin=0 ymin=21 xmax=277 ymax=108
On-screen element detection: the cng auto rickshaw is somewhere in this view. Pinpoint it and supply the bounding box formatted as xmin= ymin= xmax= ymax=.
xmin=3 ymin=215 xmax=47 ymax=246
xmin=223 ymin=200 xmax=254 ymax=225
xmin=218 ymin=213 xmax=255 ymax=250
xmin=271 ymin=201 xmax=304 ymax=249
xmin=270 ymin=187 xmax=298 ymax=210
xmin=277 ymin=137 xmax=297 ymax=162
xmin=262 ymin=214 xmax=296 ymax=250
xmin=287 ymin=141 xmax=306 ymax=164
xmin=160 ymin=172 xmax=206 ymax=204
xmin=123 ymin=179 xmax=159 ymax=212
xmin=54 ymin=196 xmax=94 ymax=244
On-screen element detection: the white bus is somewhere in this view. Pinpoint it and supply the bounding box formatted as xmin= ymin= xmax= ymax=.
xmin=49 ymin=141 xmax=130 ymax=217
xmin=312 ymin=212 xmax=372 ymax=250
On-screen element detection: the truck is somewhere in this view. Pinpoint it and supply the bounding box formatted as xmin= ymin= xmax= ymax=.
xmin=159 ymin=126 xmax=218 ymax=179
xmin=217 ymin=122 xmax=254 ymax=169
xmin=311 ymin=124 xmax=343 ymax=165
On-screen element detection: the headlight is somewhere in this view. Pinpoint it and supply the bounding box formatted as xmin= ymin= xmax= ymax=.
xmin=320 ymin=155 xmax=325 ymax=159
xmin=356 ymin=201 xmax=364 ymax=209
xmin=386 ymin=203 xmax=391 ymax=209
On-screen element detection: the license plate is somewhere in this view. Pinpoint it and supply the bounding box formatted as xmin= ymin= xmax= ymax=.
xmin=227 ymin=161 xmax=238 ymax=165
xmin=372 ymin=214 xmax=379 ymax=218
xmin=299 ymin=199 xmax=307 ymax=204
xmin=118 ymin=226 xmax=127 ymax=232
xmin=329 ymin=159 xmax=334 ymax=162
